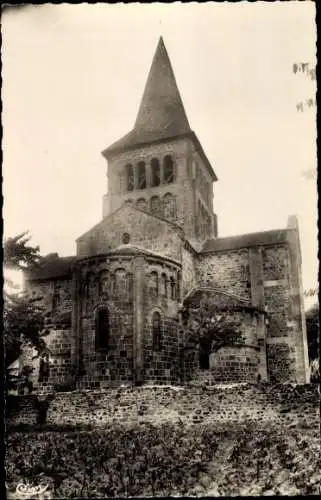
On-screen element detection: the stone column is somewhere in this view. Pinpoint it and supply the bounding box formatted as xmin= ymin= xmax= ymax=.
xmin=133 ymin=256 xmax=145 ymax=385
xmin=249 ymin=247 xmax=268 ymax=381
xmin=71 ymin=263 xmax=84 ymax=385
xmin=286 ymin=216 xmax=310 ymax=383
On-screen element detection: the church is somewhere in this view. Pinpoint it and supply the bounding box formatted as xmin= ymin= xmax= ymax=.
xmin=23 ymin=37 xmax=310 ymax=391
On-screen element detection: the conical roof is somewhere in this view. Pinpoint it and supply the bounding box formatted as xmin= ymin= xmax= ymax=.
xmin=102 ymin=37 xmax=217 ymax=181
xmin=103 ymin=37 xmax=191 ymax=155
xmin=134 ymin=36 xmax=190 ymax=134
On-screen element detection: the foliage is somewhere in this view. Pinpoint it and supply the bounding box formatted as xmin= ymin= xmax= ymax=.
xmin=4 ymin=232 xmax=42 ymax=271
xmin=293 ymin=61 xmax=316 ymax=113
xmin=180 ymin=296 xmax=245 ymax=356
xmin=4 ymin=232 xmax=49 ymax=390
xmin=310 ymin=359 xmax=319 ymax=384
xmin=6 ymin=412 xmax=320 ymax=498
xmin=305 ymin=303 xmax=319 ymax=362
xmin=4 ymin=293 xmax=50 ymax=370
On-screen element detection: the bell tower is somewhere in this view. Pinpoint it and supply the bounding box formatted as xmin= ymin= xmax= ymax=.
xmin=102 ymin=37 xmax=218 ymax=247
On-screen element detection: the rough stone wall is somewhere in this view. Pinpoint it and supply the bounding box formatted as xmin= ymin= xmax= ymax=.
xmin=210 ymin=347 xmax=259 ymax=383
xmin=20 ymin=329 xmax=73 ymax=394
xmin=6 ymin=384 xmax=320 ymax=429
xmin=197 ymin=250 xmax=251 ymax=299
xmin=105 ymin=138 xmax=194 ymax=230
xmin=181 ymin=305 xmax=260 ymax=384
xmin=142 ymin=258 xmax=181 ymax=385
xmin=209 ymin=310 xmax=259 ymax=383
xmin=196 ymin=242 xmax=307 ymax=383
xmin=26 ymin=278 xmax=72 ymax=324
xmin=182 ymin=245 xmax=197 ymax=298
xmin=21 ymin=278 xmax=74 ymax=393
xmin=77 ymin=203 xmax=183 ymax=263
xmin=261 ymin=245 xmax=296 ymax=382
xmin=104 ymin=137 xmax=215 ymax=244
xmin=77 ymin=256 xmax=135 ymax=389
xmin=144 ymin=317 xmax=180 ymax=385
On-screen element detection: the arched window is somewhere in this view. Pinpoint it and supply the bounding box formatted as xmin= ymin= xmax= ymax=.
xmin=127 ymin=272 xmax=133 ymax=298
xmin=136 ymin=198 xmax=147 ymax=211
xmin=151 ymin=158 xmax=160 ymax=187
xmin=52 ymin=291 xmax=60 ymax=314
xmin=163 ymin=193 xmax=177 ymax=221
xmin=38 ymin=354 xmax=50 ymax=383
xmin=110 ymin=273 xmax=116 ymax=297
xmin=196 ymin=200 xmax=200 ymax=238
xmin=177 ymin=271 xmax=182 ymax=302
xmin=99 ymin=270 xmax=109 ymax=296
xmin=149 ymin=271 xmax=158 ymax=298
xmin=122 ymin=232 xmax=130 ymax=244
xmin=199 ymin=349 xmax=210 ymax=370
xmin=150 ymin=195 xmax=163 ymax=218
xmin=199 ymin=338 xmax=211 ymax=370
xmin=115 ymin=268 xmax=127 ymax=297
xmin=125 ymin=164 xmax=134 ymax=192
xmin=152 ymin=311 xmax=162 ymax=351
xmin=163 ymin=155 xmax=175 ymax=184
xmin=160 ymin=273 xmax=168 ymax=298
xmin=95 ymin=307 xmax=109 ymax=350
xmin=170 ymin=276 xmax=176 ymax=300
xmin=137 ymin=161 xmax=146 ymax=189
xmin=86 ymin=273 xmax=96 ymax=313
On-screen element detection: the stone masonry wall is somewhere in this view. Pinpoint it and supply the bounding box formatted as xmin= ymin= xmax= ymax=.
xmin=197 ymin=250 xmax=251 ymax=299
xmin=22 ymin=278 xmax=74 ymax=393
xmin=6 ymin=384 xmax=320 ymax=429
xmin=182 ymin=245 xmax=197 ymax=298
xmin=207 ymin=310 xmax=259 ymax=383
xmin=142 ymin=258 xmax=181 ymax=385
xmin=77 ymin=203 xmax=183 ymax=263
xmin=77 ymin=256 xmax=135 ymax=389
xmin=105 ymin=137 xmax=198 ymax=242
xmin=20 ymin=329 xmax=73 ymax=394
xmin=197 ymin=243 xmax=304 ymax=383
xmin=261 ymin=245 xmax=296 ymax=382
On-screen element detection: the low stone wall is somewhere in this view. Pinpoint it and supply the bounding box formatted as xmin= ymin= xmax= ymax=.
xmin=6 ymin=383 xmax=319 ymax=429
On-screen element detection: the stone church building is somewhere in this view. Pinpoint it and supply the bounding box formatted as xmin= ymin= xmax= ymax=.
xmin=23 ymin=37 xmax=310 ymax=391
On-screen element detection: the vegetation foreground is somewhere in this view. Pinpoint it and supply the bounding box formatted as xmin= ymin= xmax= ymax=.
xmin=6 ymin=412 xmax=320 ymax=498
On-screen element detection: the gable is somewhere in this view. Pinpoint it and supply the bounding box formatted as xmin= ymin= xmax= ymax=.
xmin=76 ymin=204 xmax=183 ymax=262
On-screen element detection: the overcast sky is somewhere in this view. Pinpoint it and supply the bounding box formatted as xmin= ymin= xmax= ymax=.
xmin=2 ymin=3 xmax=317 ymax=304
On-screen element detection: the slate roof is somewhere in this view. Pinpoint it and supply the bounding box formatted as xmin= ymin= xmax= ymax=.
xmin=25 ymin=255 xmax=76 ymax=281
xmin=201 ymin=229 xmax=290 ymax=253
xmin=108 ymin=244 xmax=164 ymax=258
xmin=102 ymin=37 xmax=217 ymax=181
xmin=107 ymin=244 xmax=180 ymax=264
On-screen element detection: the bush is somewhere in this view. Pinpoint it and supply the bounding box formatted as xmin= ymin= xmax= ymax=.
xmin=310 ymin=359 xmax=320 ymax=383
xmin=6 ymin=417 xmax=321 ymax=497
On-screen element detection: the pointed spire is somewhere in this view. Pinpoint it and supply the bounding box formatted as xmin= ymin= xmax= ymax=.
xmin=103 ymin=37 xmax=192 ymax=156
xmin=134 ymin=37 xmax=191 ymax=134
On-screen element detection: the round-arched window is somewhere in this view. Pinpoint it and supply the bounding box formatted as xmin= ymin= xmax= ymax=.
xmin=122 ymin=232 xmax=130 ymax=244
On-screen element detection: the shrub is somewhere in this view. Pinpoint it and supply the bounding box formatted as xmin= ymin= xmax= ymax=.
xmin=6 ymin=416 xmax=320 ymax=498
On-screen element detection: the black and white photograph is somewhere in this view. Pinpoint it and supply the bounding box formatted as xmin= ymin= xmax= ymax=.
xmin=3 ymin=2 xmax=319 ymax=498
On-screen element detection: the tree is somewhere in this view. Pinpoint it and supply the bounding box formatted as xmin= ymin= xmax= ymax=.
xmin=305 ymin=303 xmax=319 ymax=383
xmin=305 ymin=303 xmax=319 ymax=361
xmin=179 ymin=294 xmax=245 ymax=372
xmin=4 ymin=231 xmax=42 ymax=271
xmin=293 ymin=61 xmax=317 ymax=182
xmin=4 ymin=232 xmax=49 ymax=391
xmin=293 ymin=61 xmax=316 ymax=113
